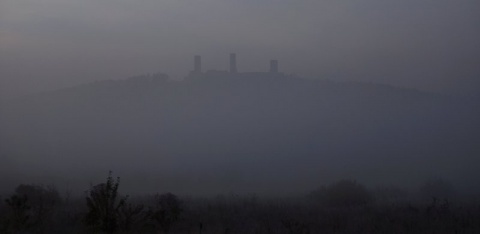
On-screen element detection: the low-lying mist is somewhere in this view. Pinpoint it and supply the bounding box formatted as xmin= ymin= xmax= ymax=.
xmin=1 ymin=73 xmax=479 ymax=196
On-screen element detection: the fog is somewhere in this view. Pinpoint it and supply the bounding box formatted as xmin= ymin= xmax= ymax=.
xmin=1 ymin=72 xmax=479 ymax=196
xmin=0 ymin=0 xmax=480 ymax=197
xmin=1 ymin=0 xmax=480 ymax=100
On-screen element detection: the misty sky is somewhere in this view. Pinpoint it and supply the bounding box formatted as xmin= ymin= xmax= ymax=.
xmin=1 ymin=0 xmax=479 ymax=99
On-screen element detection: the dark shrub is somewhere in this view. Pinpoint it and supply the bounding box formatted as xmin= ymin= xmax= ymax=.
xmin=118 ymin=202 xmax=145 ymax=232
xmin=310 ymin=180 xmax=372 ymax=207
xmin=419 ymin=178 xmax=455 ymax=201
xmin=3 ymin=194 xmax=30 ymax=232
xmin=2 ymin=184 xmax=61 ymax=232
xmin=373 ymin=186 xmax=408 ymax=203
xmin=14 ymin=184 xmax=62 ymax=207
xmin=149 ymin=193 xmax=182 ymax=233
xmin=85 ymin=171 xmax=126 ymax=233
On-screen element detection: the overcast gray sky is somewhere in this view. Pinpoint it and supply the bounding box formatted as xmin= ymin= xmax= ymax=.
xmin=1 ymin=0 xmax=479 ymax=99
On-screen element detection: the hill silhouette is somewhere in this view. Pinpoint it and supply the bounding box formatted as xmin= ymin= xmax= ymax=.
xmin=1 ymin=74 xmax=479 ymax=195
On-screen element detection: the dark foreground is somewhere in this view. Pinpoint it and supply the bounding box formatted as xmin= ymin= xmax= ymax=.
xmin=1 ymin=174 xmax=479 ymax=234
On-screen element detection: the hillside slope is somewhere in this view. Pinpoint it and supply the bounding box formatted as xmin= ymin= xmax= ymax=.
xmin=1 ymin=75 xmax=479 ymax=194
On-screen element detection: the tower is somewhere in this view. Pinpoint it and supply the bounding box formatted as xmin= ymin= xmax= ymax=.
xmin=229 ymin=53 xmax=237 ymax=73
xmin=194 ymin=55 xmax=202 ymax=73
xmin=269 ymin=60 xmax=278 ymax=73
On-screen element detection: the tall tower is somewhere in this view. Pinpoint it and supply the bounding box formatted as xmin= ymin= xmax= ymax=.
xmin=229 ymin=53 xmax=237 ymax=73
xmin=269 ymin=60 xmax=278 ymax=73
xmin=194 ymin=55 xmax=202 ymax=73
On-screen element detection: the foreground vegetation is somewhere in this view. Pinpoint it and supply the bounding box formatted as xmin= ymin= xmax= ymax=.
xmin=1 ymin=173 xmax=479 ymax=233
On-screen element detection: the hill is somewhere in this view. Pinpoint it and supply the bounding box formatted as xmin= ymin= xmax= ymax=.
xmin=1 ymin=74 xmax=479 ymax=195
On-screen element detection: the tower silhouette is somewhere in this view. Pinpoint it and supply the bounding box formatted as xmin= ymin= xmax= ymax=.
xmin=194 ymin=55 xmax=202 ymax=73
xmin=269 ymin=60 xmax=278 ymax=73
xmin=229 ymin=53 xmax=237 ymax=73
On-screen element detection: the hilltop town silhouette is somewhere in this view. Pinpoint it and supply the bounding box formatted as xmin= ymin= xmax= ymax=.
xmin=187 ymin=53 xmax=283 ymax=80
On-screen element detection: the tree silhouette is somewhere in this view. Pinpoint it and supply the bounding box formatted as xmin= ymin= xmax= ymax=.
xmin=85 ymin=171 xmax=126 ymax=233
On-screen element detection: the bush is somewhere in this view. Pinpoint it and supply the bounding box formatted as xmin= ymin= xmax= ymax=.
xmin=373 ymin=186 xmax=408 ymax=203
xmin=3 ymin=194 xmax=30 ymax=232
xmin=85 ymin=171 xmax=127 ymax=233
xmin=2 ymin=184 xmax=61 ymax=233
xmin=419 ymin=178 xmax=455 ymax=201
xmin=148 ymin=193 xmax=182 ymax=233
xmin=310 ymin=180 xmax=372 ymax=207
xmin=14 ymin=184 xmax=62 ymax=207
xmin=118 ymin=202 xmax=145 ymax=232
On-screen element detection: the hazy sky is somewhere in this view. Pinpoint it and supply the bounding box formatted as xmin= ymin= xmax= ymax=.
xmin=1 ymin=0 xmax=479 ymax=99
